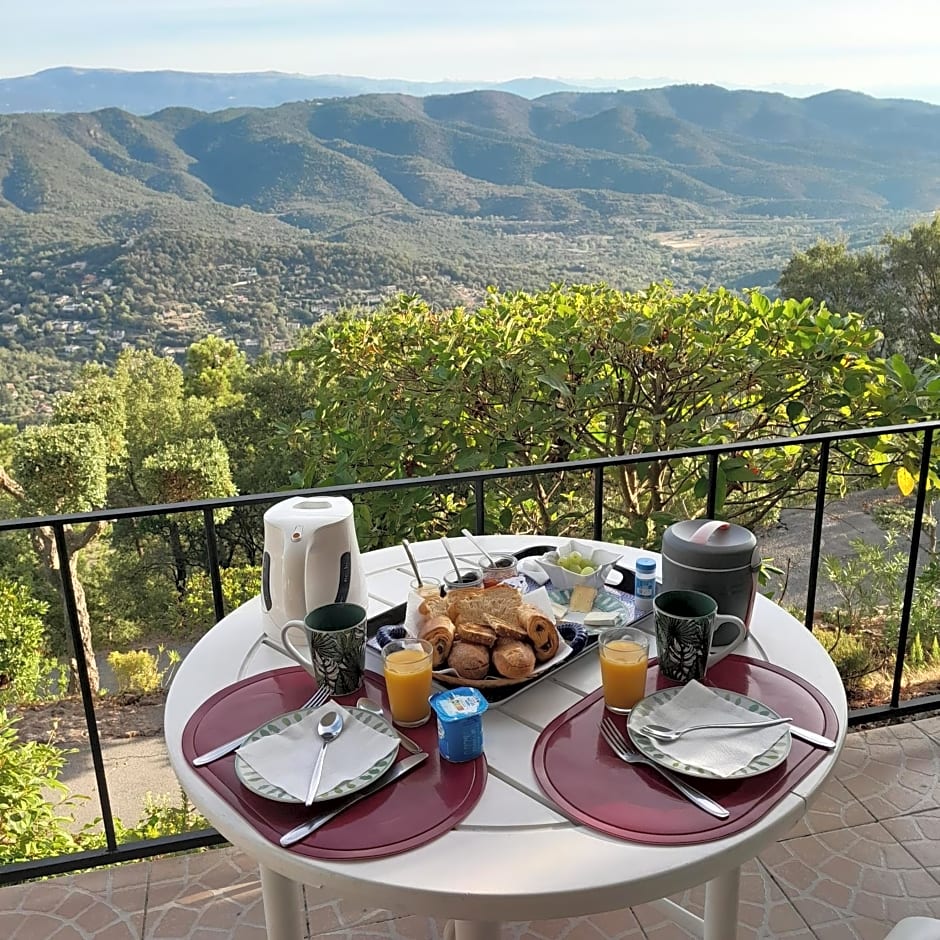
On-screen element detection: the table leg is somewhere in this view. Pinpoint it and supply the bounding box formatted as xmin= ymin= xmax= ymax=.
xmin=703 ymin=865 xmax=741 ymax=940
xmin=452 ymin=921 xmax=502 ymax=940
xmin=259 ymin=865 xmax=305 ymax=940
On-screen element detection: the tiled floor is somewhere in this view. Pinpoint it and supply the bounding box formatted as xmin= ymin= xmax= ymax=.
xmin=6 ymin=719 xmax=940 ymax=940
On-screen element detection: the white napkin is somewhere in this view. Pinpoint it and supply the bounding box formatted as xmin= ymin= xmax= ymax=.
xmin=237 ymin=703 xmax=398 ymax=802
xmin=640 ymin=681 xmax=788 ymax=778
xmin=518 ymin=557 xmax=550 ymax=585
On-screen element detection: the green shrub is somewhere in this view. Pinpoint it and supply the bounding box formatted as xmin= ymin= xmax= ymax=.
xmin=0 ymin=578 xmax=48 ymax=704
xmin=0 ymin=710 xmax=85 ymax=864
xmin=107 ymin=650 xmax=162 ymax=695
xmin=816 ymin=627 xmax=879 ymax=693
xmin=180 ymin=565 xmax=261 ymax=637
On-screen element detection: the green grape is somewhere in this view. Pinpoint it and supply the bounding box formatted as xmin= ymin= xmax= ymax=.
xmin=580 ymin=566 xmax=595 ymax=575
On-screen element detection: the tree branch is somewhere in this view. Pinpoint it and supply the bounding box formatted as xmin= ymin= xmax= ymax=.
xmin=0 ymin=466 xmax=25 ymax=502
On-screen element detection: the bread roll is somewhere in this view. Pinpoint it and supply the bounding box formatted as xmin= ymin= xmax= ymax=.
xmin=492 ymin=638 xmax=536 ymax=679
xmin=418 ymin=615 xmax=455 ymax=668
xmin=447 ymin=641 xmax=490 ymax=679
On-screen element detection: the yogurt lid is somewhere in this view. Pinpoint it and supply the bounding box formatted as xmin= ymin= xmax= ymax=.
xmin=430 ymin=687 xmax=489 ymax=721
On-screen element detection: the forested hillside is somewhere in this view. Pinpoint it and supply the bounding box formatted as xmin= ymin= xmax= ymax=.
xmin=1 ymin=85 xmax=937 ymax=419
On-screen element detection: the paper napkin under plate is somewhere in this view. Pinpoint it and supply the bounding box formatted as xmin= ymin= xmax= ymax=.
xmin=641 ymin=681 xmax=789 ymax=777
xmin=237 ymin=703 xmax=398 ymax=802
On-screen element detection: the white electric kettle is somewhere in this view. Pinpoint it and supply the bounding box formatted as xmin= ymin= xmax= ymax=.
xmin=260 ymin=496 xmax=369 ymax=642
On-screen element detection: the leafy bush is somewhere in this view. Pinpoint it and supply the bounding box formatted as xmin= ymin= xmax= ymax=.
xmin=0 ymin=578 xmax=48 ymax=704
xmin=815 ymin=627 xmax=880 ymax=693
xmin=107 ymin=650 xmax=162 ymax=694
xmin=0 ymin=710 xmax=85 ymax=864
xmin=180 ymin=565 xmax=261 ymax=637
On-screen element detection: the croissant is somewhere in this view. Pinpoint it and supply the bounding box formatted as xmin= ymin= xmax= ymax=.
xmin=418 ymin=615 xmax=456 ymax=668
xmin=516 ymin=604 xmax=560 ymax=662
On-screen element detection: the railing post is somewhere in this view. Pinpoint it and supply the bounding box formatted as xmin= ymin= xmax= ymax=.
xmin=804 ymin=439 xmax=831 ymax=630
xmin=474 ymin=479 xmax=485 ymax=534
xmin=706 ymin=452 xmax=719 ymax=519
xmin=203 ymin=507 xmax=226 ymax=624
xmin=890 ymin=428 xmax=934 ymax=709
xmin=52 ymin=523 xmax=118 ymax=852
xmin=593 ymin=466 xmax=604 ymax=540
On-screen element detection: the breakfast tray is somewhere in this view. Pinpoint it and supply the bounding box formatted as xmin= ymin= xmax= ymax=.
xmin=532 ymin=654 xmax=839 ymax=845
xmin=367 ymin=543 xmax=649 ymax=706
xmin=182 ymin=667 xmax=487 ymax=860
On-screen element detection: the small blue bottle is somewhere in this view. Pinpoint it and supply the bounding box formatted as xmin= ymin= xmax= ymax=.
xmin=634 ymin=557 xmax=658 ymax=615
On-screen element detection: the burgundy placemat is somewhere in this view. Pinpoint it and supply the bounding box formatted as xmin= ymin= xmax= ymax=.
xmin=182 ymin=667 xmax=487 ymax=860
xmin=532 ymin=654 xmax=840 ymax=845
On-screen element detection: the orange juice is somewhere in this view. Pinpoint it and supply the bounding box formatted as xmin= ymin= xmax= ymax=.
xmin=382 ymin=641 xmax=433 ymax=727
xmin=600 ymin=635 xmax=649 ymax=714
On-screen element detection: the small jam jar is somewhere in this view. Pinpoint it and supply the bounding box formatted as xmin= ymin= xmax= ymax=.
xmin=429 ymin=687 xmax=489 ymax=762
xmin=410 ymin=577 xmax=442 ymax=602
xmin=443 ymin=568 xmax=484 ymax=594
xmin=481 ymin=554 xmax=518 ymax=586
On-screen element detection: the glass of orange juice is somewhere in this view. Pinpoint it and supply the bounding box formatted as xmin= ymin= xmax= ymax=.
xmin=382 ymin=638 xmax=434 ymax=727
xmin=599 ymin=629 xmax=649 ymax=714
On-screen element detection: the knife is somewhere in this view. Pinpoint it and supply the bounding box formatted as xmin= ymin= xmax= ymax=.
xmin=279 ymin=751 xmax=429 ymax=847
xmin=193 ymin=730 xmax=256 ymax=766
xmin=789 ymin=725 xmax=837 ymax=749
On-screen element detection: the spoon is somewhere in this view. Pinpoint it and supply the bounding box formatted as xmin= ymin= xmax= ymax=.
xmin=440 ymin=537 xmax=462 ymax=578
xmin=304 ymin=710 xmax=344 ymax=806
xmin=460 ymin=528 xmax=495 ymax=565
xmin=402 ymin=538 xmax=422 ymax=586
xmin=640 ymin=717 xmax=792 ymax=743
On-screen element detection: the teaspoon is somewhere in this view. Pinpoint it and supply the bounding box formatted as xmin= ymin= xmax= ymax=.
xmin=640 ymin=717 xmax=791 ymax=743
xmin=304 ymin=710 xmax=344 ymax=806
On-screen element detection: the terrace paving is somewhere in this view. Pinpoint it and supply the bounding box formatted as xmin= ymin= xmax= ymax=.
xmin=5 ymin=719 xmax=940 ymax=939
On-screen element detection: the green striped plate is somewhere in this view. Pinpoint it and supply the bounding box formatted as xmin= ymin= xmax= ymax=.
xmin=627 ymin=687 xmax=791 ymax=779
xmin=234 ymin=706 xmax=398 ymax=803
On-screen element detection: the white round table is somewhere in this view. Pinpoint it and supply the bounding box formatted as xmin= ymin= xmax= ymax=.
xmin=164 ymin=535 xmax=847 ymax=940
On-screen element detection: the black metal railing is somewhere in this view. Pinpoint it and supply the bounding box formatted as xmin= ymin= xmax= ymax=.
xmin=2 ymin=418 xmax=939 ymax=884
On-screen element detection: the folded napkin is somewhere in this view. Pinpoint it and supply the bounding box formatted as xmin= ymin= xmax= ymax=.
xmin=518 ymin=557 xmax=550 ymax=585
xmin=640 ymin=681 xmax=788 ymax=778
xmin=237 ymin=703 xmax=398 ymax=802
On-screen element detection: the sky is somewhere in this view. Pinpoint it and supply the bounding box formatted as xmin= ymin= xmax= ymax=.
xmin=2 ymin=0 xmax=940 ymax=102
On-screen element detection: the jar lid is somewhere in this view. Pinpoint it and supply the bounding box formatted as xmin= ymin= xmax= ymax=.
xmin=662 ymin=520 xmax=757 ymax=569
xmin=636 ymin=557 xmax=657 ymax=572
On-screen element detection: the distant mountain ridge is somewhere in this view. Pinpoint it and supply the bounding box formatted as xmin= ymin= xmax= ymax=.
xmin=2 ymin=84 xmax=939 ymax=236
xmin=0 ymin=67 xmax=635 ymax=115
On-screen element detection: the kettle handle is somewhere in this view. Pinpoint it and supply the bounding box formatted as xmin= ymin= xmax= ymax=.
xmin=689 ymin=520 xmax=730 ymax=544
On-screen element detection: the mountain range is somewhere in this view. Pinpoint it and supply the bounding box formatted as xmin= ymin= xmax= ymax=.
xmin=0 ymin=68 xmax=647 ymax=116
xmin=2 ymin=83 xmax=939 ymax=242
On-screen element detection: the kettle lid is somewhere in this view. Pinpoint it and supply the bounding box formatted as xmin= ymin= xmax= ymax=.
xmin=263 ymin=495 xmax=354 ymax=527
xmin=663 ymin=519 xmax=757 ymax=568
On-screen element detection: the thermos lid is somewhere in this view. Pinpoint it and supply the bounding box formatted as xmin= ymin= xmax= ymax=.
xmin=662 ymin=519 xmax=758 ymax=569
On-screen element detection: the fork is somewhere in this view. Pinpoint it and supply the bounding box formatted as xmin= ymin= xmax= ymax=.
xmin=193 ymin=685 xmax=331 ymax=766
xmin=599 ymin=715 xmax=730 ymax=819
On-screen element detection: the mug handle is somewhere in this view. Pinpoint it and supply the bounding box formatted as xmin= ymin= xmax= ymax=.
xmin=707 ymin=615 xmax=747 ymax=665
xmin=280 ymin=621 xmax=317 ymax=679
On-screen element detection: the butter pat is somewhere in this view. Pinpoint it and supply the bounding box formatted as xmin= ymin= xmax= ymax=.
xmin=583 ymin=610 xmax=618 ymax=627
xmin=551 ymin=602 xmax=569 ymax=621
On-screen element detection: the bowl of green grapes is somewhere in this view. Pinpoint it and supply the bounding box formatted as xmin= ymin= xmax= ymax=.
xmin=535 ymin=540 xmax=622 ymax=590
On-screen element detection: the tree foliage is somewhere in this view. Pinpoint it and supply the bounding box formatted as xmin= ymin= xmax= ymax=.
xmin=778 ymin=213 xmax=940 ymax=358
xmin=286 ymin=283 xmax=897 ymax=545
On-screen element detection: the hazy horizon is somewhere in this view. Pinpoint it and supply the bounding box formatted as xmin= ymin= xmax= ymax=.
xmin=3 ymin=0 xmax=939 ymax=104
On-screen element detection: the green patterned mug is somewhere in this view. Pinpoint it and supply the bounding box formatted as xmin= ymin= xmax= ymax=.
xmin=281 ymin=602 xmax=367 ymax=696
xmin=654 ymin=589 xmax=746 ymax=683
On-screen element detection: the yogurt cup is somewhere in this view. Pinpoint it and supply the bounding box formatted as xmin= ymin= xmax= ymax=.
xmin=429 ymin=687 xmax=489 ymax=762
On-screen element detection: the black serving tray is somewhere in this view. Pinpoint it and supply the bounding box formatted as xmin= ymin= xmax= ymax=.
xmin=366 ymin=543 xmax=646 ymax=706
